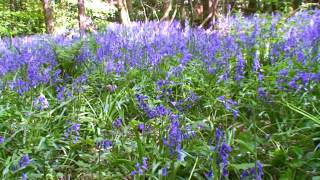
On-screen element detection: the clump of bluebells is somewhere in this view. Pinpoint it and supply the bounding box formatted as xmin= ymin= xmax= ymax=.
xmin=240 ymin=161 xmax=264 ymax=180
xmin=64 ymin=122 xmax=80 ymax=143
xmin=33 ymin=94 xmax=49 ymax=110
xmin=130 ymin=157 xmax=148 ymax=176
xmin=96 ymin=139 xmax=112 ymax=150
xmin=163 ymin=119 xmax=184 ymax=160
xmin=136 ymin=94 xmax=170 ymax=119
xmin=19 ymin=155 xmax=31 ymax=168
xmin=206 ymin=128 xmax=232 ymax=179
xmin=215 ymin=128 xmax=232 ymax=178
xmin=112 ymin=118 xmax=123 ymax=128
xmin=217 ymin=96 xmax=239 ymax=119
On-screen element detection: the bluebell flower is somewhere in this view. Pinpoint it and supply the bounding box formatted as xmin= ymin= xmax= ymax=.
xmin=96 ymin=140 xmax=112 ymax=150
xmin=112 ymin=118 xmax=123 ymax=128
xmin=215 ymin=127 xmax=224 ymax=142
xmin=210 ymin=128 xmax=232 ymax=178
xmin=257 ymin=87 xmax=267 ymax=98
xmin=161 ymin=167 xmax=168 ymax=176
xmin=235 ymin=54 xmax=246 ymax=82
xmin=240 ymin=161 xmax=264 ymax=180
xmin=163 ymin=119 xmax=184 ymax=159
xmin=64 ymin=122 xmax=80 ymax=143
xmin=34 ymin=94 xmax=49 ymax=110
xmin=153 ymin=105 xmax=168 ymax=117
xmin=219 ymin=143 xmax=232 ymax=177
xmin=217 ymin=96 xmax=239 ymax=119
xmin=138 ymin=124 xmax=145 ymax=133
xmin=135 ymin=94 xmax=153 ymax=118
xmin=19 ymin=155 xmax=31 ymax=168
xmin=253 ymin=54 xmax=260 ymax=72
xmin=56 ymin=86 xmax=66 ymax=101
xmin=0 ymin=136 xmax=4 ymax=144
xmin=205 ymin=170 xmax=214 ymax=179
xmin=22 ymin=173 xmax=27 ymax=180
xmin=130 ymin=157 xmax=148 ymax=176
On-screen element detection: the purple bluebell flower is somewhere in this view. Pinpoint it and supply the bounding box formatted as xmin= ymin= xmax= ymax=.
xmin=253 ymin=55 xmax=260 ymax=73
xmin=22 ymin=173 xmax=27 ymax=180
xmin=19 ymin=155 xmax=31 ymax=168
xmin=217 ymin=96 xmax=239 ymax=119
xmin=215 ymin=127 xmax=224 ymax=142
xmin=183 ymin=125 xmax=196 ymax=139
xmin=235 ymin=54 xmax=246 ymax=82
xmin=56 ymin=86 xmax=66 ymax=101
xmin=232 ymin=109 xmax=239 ymax=119
xmin=163 ymin=119 xmax=184 ymax=159
xmin=240 ymin=161 xmax=263 ymax=180
xmin=161 ymin=167 xmax=168 ymax=176
xmin=0 ymin=136 xmax=4 ymax=144
xmin=64 ymin=122 xmax=80 ymax=143
xmin=135 ymin=94 xmax=153 ymax=118
xmin=257 ymin=87 xmax=267 ymax=98
xmin=112 ymin=118 xmax=123 ymax=128
xmin=153 ymin=105 xmax=168 ymax=117
xmin=211 ymin=128 xmax=232 ymax=178
xmin=141 ymin=157 xmax=148 ymax=170
xmin=219 ymin=143 xmax=232 ymax=177
xmin=34 ymin=94 xmax=49 ymax=110
xmin=96 ymin=139 xmax=112 ymax=150
xmin=130 ymin=170 xmax=137 ymax=176
xmin=205 ymin=170 xmax=214 ymax=179
xmin=138 ymin=124 xmax=145 ymax=133
xmin=156 ymin=80 xmax=168 ymax=91
xmin=130 ymin=158 xmax=148 ymax=176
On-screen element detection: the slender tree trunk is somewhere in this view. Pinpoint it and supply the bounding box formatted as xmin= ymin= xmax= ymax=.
xmin=78 ymin=0 xmax=86 ymax=35
xmin=202 ymin=0 xmax=209 ymax=22
xmin=188 ymin=0 xmax=194 ymax=26
xmin=179 ymin=0 xmax=186 ymax=28
xmin=161 ymin=0 xmax=173 ymax=21
xmin=200 ymin=0 xmax=219 ymax=29
xmin=42 ymin=0 xmax=54 ymax=34
xmin=126 ymin=0 xmax=133 ymax=15
xmin=210 ymin=0 xmax=219 ymax=27
xmin=118 ymin=0 xmax=131 ymax=25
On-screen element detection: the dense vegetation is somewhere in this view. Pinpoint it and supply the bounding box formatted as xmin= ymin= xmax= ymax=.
xmin=1 ymin=0 xmax=320 ymax=179
xmin=0 ymin=8 xmax=320 ymax=179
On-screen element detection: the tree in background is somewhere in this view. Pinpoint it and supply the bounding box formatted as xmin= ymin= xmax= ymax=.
xmin=161 ymin=0 xmax=173 ymax=21
xmin=78 ymin=0 xmax=86 ymax=35
xmin=118 ymin=0 xmax=131 ymax=25
xmin=42 ymin=0 xmax=54 ymax=34
xmin=200 ymin=0 xmax=220 ymax=29
xmin=0 ymin=0 xmax=317 ymax=36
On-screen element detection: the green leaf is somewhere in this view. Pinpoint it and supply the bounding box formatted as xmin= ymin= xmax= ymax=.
xmin=230 ymin=163 xmax=256 ymax=170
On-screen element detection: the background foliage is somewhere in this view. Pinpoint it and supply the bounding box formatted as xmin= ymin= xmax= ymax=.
xmin=0 ymin=0 xmax=319 ymax=36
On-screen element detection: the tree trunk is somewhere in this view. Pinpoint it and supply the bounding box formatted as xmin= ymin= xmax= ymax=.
xmin=78 ymin=0 xmax=86 ymax=35
xmin=180 ymin=0 xmax=186 ymax=28
xmin=42 ymin=0 xmax=54 ymax=34
xmin=126 ymin=0 xmax=133 ymax=15
xmin=188 ymin=0 xmax=194 ymax=26
xmin=161 ymin=0 xmax=173 ymax=21
xmin=118 ymin=0 xmax=131 ymax=25
xmin=200 ymin=0 xmax=219 ymax=29
xmin=210 ymin=0 xmax=219 ymax=27
xmin=202 ymin=0 xmax=209 ymax=23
